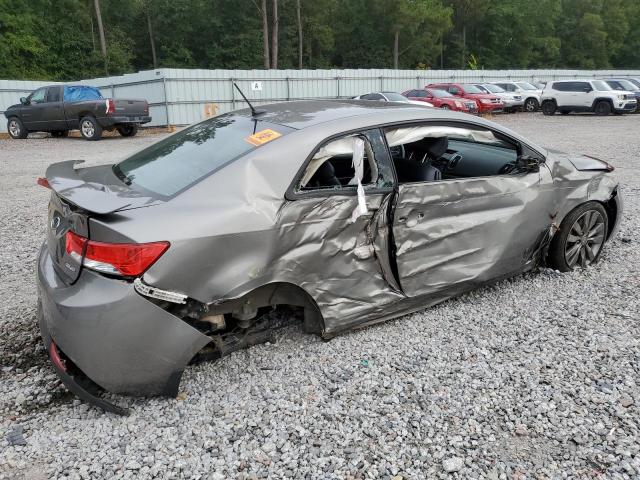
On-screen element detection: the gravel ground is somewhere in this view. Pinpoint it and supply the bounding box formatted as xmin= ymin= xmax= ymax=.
xmin=1 ymin=114 xmax=638 ymax=479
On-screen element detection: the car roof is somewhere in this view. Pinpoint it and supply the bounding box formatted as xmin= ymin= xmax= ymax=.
xmin=234 ymin=99 xmax=440 ymax=130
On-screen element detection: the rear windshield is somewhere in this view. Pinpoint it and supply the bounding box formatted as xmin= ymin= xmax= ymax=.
xmin=114 ymin=114 xmax=293 ymax=197
xmin=383 ymin=92 xmax=409 ymax=102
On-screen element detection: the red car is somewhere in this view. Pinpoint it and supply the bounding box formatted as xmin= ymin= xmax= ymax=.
xmin=427 ymin=83 xmax=504 ymax=113
xmin=403 ymin=88 xmax=478 ymax=113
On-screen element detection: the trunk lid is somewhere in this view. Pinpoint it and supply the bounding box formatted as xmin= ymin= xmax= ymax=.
xmin=45 ymin=160 xmax=160 ymax=283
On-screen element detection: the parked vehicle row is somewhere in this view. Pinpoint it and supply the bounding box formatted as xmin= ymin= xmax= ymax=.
xmin=4 ymin=85 xmax=151 ymax=141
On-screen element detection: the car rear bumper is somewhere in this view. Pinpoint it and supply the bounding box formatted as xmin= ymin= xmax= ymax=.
xmin=98 ymin=115 xmax=152 ymax=127
xmin=37 ymin=242 xmax=210 ymax=404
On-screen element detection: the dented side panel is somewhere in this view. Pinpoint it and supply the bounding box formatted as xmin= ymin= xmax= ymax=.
xmin=392 ymin=170 xmax=555 ymax=297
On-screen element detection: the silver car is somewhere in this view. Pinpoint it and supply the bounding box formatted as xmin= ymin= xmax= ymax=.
xmin=37 ymin=100 xmax=622 ymax=413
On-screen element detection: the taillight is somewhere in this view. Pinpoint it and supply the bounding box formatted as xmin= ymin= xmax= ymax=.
xmin=106 ymin=99 xmax=115 ymax=114
xmin=65 ymin=230 xmax=169 ymax=277
xmin=37 ymin=177 xmax=51 ymax=189
xmin=144 ymin=102 xmax=149 ymax=113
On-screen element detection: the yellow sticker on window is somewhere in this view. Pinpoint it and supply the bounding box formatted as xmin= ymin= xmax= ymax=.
xmin=245 ymin=128 xmax=282 ymax=146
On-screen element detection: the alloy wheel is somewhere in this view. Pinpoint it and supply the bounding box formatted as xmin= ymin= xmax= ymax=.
xmin=81 ymin=120 xmax=95 ymax=138
xmin=525 ymin=99 xmax=537 ymax=112
xmin=564 ymin=210 xmax=605 ymax=268
xmin=9 ymin=120 xmax=20 ymax=137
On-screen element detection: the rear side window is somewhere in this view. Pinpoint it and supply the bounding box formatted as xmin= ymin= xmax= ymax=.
xmin=114 ymin=115 xmax=293 ymax=197
xmin=63 ymin=86 xmax=103 ymax=102
xmin=552 ymin=82 xmax=568 ymax=91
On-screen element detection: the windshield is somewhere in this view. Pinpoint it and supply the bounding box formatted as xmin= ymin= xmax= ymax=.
xmin=461 ymin=84 xmax=484 ymax=94
xmin=114 ymin=114 xmax=293 ymax=197
xmin=383 ymin=92 xmax=409 ymax=102
xmin=613 ymin=79 xmax=638 ymax=91
xmin=428 ymin=89 xmax=453 ymax=98
xmin=472 ymin=85 xmax=490 ymax=93
xmin=482 ymin=84 xmax=505 ymax=93
xmin=516 ymin=82 xmax=538 ymax=90
xmin=592 ymin=80 xmax=612 ymax=91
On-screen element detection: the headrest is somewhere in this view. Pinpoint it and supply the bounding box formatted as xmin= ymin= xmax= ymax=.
xmin=422 ymin=136 xmax=448 ymax=159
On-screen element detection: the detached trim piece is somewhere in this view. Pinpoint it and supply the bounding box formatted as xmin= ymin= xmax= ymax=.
xmin=134 ymin=278 xmax=187 ymax=304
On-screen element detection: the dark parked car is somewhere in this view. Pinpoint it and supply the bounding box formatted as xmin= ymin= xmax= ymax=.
xmin=37 ymin=100 xmax=622 ymax=413
xmin=603 ymin=78 xmax=640 ymax=111
xmin=5 ymin=85 xmax=151 ymax=141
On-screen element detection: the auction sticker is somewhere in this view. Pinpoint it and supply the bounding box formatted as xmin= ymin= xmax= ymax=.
xmin=245 ymin=129 xmax=282 ymax=146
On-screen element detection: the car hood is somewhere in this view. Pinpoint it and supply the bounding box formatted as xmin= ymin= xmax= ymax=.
xmin=45 ymin=160 xmax=162 ymax=214
xmin=547 ymin=150 xmax=614 ymax=172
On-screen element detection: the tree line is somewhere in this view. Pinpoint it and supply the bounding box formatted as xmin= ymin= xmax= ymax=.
xmin=1 ymin=0 xmax=639 ymax=81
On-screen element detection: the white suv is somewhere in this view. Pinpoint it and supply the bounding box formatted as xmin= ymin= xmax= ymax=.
xmin=541 ymin=79 xmax=637 ymax=116
xmin=492 ymin=81 xmax=542 ymax=112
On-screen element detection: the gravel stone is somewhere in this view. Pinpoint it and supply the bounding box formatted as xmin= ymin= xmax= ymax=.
xmin=442 ymin=457 xmax=464 ymax=472
xmin=1 ymin=114 xmax=639 ymax=479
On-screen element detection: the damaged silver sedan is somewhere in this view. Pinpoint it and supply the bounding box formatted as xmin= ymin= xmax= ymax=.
xmin=37 ymin=100 xmax=622 ymax=413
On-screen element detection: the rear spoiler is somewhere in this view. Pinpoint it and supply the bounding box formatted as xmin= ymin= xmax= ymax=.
xmin=45 ymin=160 xmax=150 ymax=214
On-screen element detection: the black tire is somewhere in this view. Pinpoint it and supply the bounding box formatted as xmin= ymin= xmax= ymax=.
xmin=440 ymin=104 xmax=451 ymax=110
xmin=7 ymin=117 xmax=28 ymax=139
xmin=547 ymin=201 xmax=608 ymax=272
xmin=541 ymin=101 xmax=557 ymax=116
xmin=116 ymin=124 xmax=139 ymax=137
xmin=524 ymin=97 xmax=539 ymax=112
xmin=594 ymin=101 xmax=612 ymax=116
xmin=51 ymin=130 xmax=69 ymax=138
xmin=79 ymin=116 xmax=102 ymax=141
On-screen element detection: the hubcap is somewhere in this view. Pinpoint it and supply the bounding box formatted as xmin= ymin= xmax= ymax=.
xmin=526 ymin=100 xmax=536 ymax=111
xmin=9 ymin=120 xmax=20 ymax=136
xmin=564 ymin=210 xmax=605 ymax=268
xmin=81 ymin=120 xmax=94 ymax=138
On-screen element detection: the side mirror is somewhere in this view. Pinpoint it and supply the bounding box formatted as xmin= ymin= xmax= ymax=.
xmin=20 ymin=97 xmax=28 ymax=105
xmin=515 ymin=155 xmax=541 ymax=173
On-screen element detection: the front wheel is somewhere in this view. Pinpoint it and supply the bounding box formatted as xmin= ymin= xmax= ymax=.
xmin=79 ymin=116 xmax=103 ymax=141
xmin=116 ymin=124 xmax=139 ymax=137
xmin=524 ymin=98 xmax=539 ymax=112
xmin=547 ymin=202 xmax=608 ymax=272
xmin=594 ymin=101 xmax=612 ymax=116
xmin=541 ymin=101 xmax=557 ymax=116
xmin=7 ymin=117 xmax=28 ymax=139
xmin=440 ymin=104 xmax=451 ymax=110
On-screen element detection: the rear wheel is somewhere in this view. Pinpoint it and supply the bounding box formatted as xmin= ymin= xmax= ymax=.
xmin=541 ymin=101 xmax=557 ymax=116
xmin=116 ymin=124 xmax=139 ymax=137
xmin=7 ymin=117 xmax=28 ymax=139
xmin=79 ymin=116 xmax=102 ymax=141
xmin=547 ymin=202 xmax=608 ymax=272
xmin=524 ymin=97 xmax=539 ymax=112
xmin=594 ymin=101 xmax=612 ymax=116
xmin=51 ymin=130 xmax=69 ymax=138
